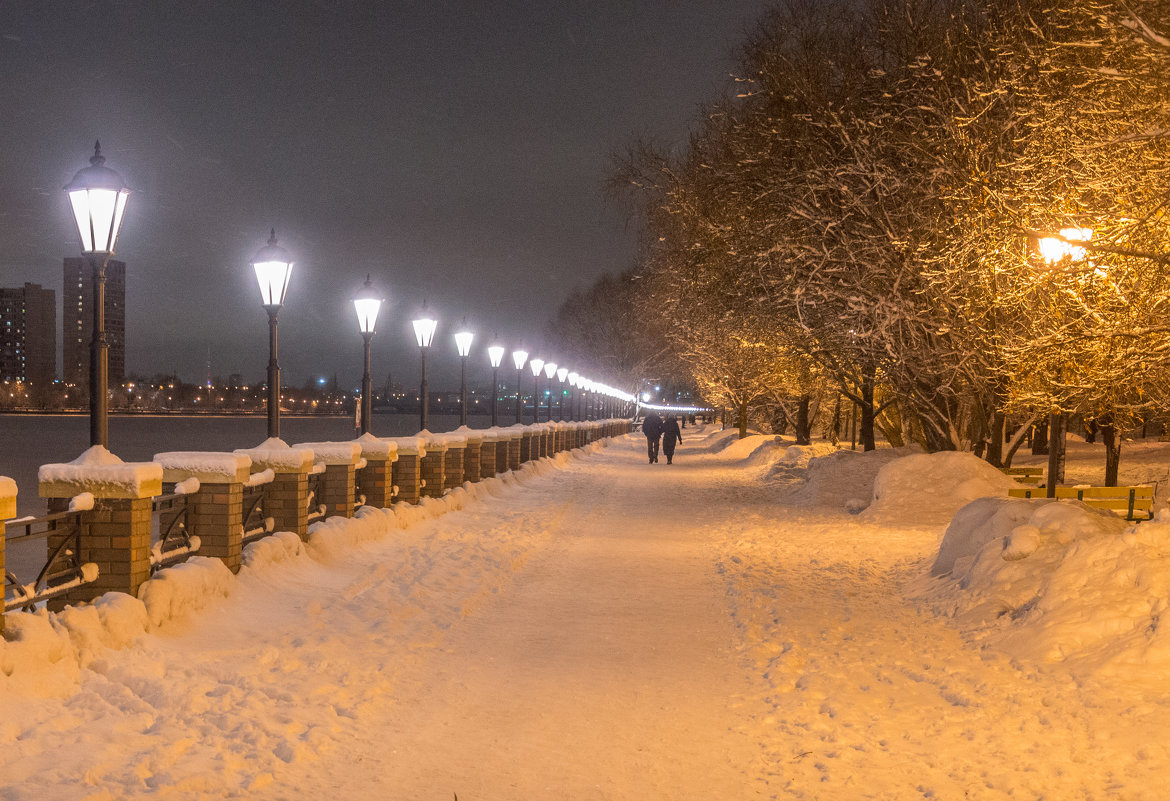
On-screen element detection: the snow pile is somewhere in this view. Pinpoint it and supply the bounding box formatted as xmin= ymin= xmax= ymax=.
xmin=307 ymin=506 xmax=398 ymax=564
xmin=863 ymin=451 xmax=1020 ymax=523
xmin=137 ymin=556 xmax=236 ymax=629
xmin=716 ymin=434 xmax=787 ymax=469
xmin=778 ymin=448 xmax=908 ymax=512
xmin=920 ymin=497 xmax=1170 ymax=677
xmin=763 ymin=441 xmax=840 ymax=481
xmin=693 ymin=428 xmax=762 ymax=454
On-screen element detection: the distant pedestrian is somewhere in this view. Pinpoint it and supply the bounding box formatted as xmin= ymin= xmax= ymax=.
xmin=662 ymin=415 xmax=683 ymax=464
xmin=642 ymin=412 xmax=664 ymax=464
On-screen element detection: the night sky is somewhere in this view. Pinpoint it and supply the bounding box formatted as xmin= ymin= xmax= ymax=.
xmin=0 ymin=1 xmax=771 ymax=390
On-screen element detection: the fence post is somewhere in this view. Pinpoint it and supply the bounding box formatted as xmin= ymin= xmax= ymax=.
xmin=154 ymin=452 xmax=251 ymax=574
xmin=420 ymin=436 xmax=447 ymax=499
xmin=461 ymin=430 xmax=483 ymax=483
xmin=478 ymin=433 xmax=498 ymax=479
xmin=38 ymin=450 xmax=162 ymax=603
xmin=355 ymin=434 xmax=397 ymax=510
xmin=295 ymin=442 xmax=363 ymax=520
xmin=235 ymin=443 xmax=315 ymax=540
xmin=387 ymin=436 xmax=424 ymax=504
xmin=0 ymin=478 xmax=12 ymax=633
xmin=442 ymin=437 xmax=466 ymax=493
xmin=506 ymin=430 xmax=522 ymax=471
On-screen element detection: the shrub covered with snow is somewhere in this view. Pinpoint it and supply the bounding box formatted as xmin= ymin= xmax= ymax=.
xmin=919 ymin=497 xmax=1170 ymax=676
xmin=862 ymin=451 xmax=1019 ymax=523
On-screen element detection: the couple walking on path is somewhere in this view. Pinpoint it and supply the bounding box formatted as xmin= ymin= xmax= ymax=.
xmin=642 ymin=412 xmax=683 ymax=464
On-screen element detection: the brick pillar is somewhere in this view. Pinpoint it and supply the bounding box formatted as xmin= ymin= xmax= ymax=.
xmin=320 ymin=463 xmax=356 ymax=519
xmin=479 ymin=440 xmax=497 ymax=479
xmin=519 ymin=431 xmax=533 ymax=463
xmin=463 ymin=441 xmax=481 ymax=483
xmin=264 ymin=469 xmax=309 ymax=539
xmin=392 ymin=454 xmax=421 ymax=504
xmin=357 ymin=456 xmax=394 ymax=509
xmin=443 ymin=446 xmax=465 ymax=492
xmin=421 ymin=447 xmax=446 ymax=498
xmin=496 ymin=438 xmax=509 ymax=474
xmin=44 ymin=497 xmax=153 ymax=605
xmin=189 ymin=482 xmax=244 ymax=573
xmin=507 ymin=436 xmax=521 ymax=471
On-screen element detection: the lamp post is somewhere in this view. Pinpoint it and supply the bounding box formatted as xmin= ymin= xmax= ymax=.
xmin=352 ymin=275 xmax=383 ymax=435
xmin=567 ymin=372 xmax=579 ymax=421
xmin=65 ymin=142 xmax=130 ymax=449
xmin=512 ymin=349 xmax=528 ymax=424
xmin=529 ymin=358 xmax=545 ymax=423
xmin=543 ymin=361 xmax=557 ymax=422
xmin=1034 ymin=227 xmax=1093 ymax=497
xmin=412 ymin=311 xmax=438 ymax=431
xmin=250 ymin=229 xmax=293 ymax=440
xmin=556 ymin=367 xmax=568 ymax=420
xmin=455 ymin=327 xmax=474 ymax=426
xmin=488 ymin=340 xmax=505 ymax=426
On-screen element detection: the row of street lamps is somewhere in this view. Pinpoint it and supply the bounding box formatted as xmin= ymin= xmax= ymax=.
xmin=65 ymin=144 xmax=634 ymax=449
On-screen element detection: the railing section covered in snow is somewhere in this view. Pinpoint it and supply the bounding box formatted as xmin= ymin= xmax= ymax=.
xmin=3 ymin=509 xmax=95 ymax=612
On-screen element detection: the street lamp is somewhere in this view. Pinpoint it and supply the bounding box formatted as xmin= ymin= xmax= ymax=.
xmin=543 ymin=361 xmax=557 ymax=422
xmin=412 ymin=310 xmax=438 ymax=431
xmin=556 ymin=367 xmax=568 ymax=420
xmin=529 ymin=358 xmax=545 ymax=424
xmin=250 ymin=229 xmax=293 ymax=440
xmin=567 ymin=371 xmax=579 ymax=421
xmin=455 ymin=326 xmax=474 ymax=426
xmin=488 ymin=339 xmax=505 ymax=426
xmin=512 ymin=349 xmax=528 ymax=424
xmin=352 ymin=275 xmax=383 ymax=435
xmin=65 ymin=141 xmax=130 ymax=449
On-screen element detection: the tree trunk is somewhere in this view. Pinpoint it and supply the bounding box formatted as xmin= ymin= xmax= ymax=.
xmin=1101 ymin=418 xmax=1121 ymax=487
xmin=738 ymin=400 xmax=748 ymax=439
xmin=1084 ymin=419 xmax=1098 ymax=444
xmin=860 ymin=372 xmax=876 ymax=451
xmin=771 ymin=407 xmax=789 ymax=436
xmin=1031 ymin=419 xmax=1049 ymax=455
xmin=795 ymin=395 xmax=811 ymax=445
xmin=829 ymin=394 xmax=841 ymax=445
xmin=985 ymin=409 xmax=1005 ymax=467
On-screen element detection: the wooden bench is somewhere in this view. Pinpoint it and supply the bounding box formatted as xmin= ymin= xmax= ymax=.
xmin=1007 ymin=486 xmax=1155 ymax=521
xmin=999 ymin=466 xmax=1044 ymax=485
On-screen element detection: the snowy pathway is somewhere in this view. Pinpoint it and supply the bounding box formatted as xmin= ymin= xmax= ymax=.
xmin=2 ymin=426 xmax=1168 ymax=799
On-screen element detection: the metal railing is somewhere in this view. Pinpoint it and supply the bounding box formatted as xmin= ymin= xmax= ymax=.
xmin=242 ymin=484 xmax=273 ymax=545
xmin=4 ymin=510 xmax=93 ymax=612
xmin=150 ymin=490 xmax=198 ymax=571
xmin=306 ymin=469 xmax=326 ymax=524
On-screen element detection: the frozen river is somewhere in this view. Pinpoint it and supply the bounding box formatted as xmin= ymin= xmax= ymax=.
xmin=0 ymin=412 xmax=492 ymax=518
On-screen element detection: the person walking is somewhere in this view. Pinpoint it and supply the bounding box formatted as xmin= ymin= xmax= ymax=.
xmin=662 ymin=415 xmax=683 ymax=464
xmin=642 ymin=412 xmax=664 ymax=464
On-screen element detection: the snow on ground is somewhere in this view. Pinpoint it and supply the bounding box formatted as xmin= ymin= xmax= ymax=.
xmin=2 ymin=427 xmax=1170 ymax=799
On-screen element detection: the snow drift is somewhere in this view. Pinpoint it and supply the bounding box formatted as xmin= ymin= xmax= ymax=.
xmin=862 ymin=450 xmax=1020 ymax=523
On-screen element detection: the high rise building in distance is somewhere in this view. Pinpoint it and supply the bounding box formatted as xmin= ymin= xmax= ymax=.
xmin=0 ymin=282 xmax=56 ymax=386
xmin=63 ymin=258 xmax=125 ymax=387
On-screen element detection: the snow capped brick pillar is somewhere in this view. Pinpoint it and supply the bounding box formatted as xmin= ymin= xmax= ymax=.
xmin=441 ymin=438 xmax=466 ymax=493
xmin=459 ymin=429 xmax=483 ymax=483
xmin=518 ymin=428 xmax=533 ymax=463
xmin=506 ymin=430 xmax=522 ymax=471
xmin=39 ymin=446 xmax=163 ymax=604
xmin=420 ymin=436 xmax=448 ymax=499
xmin=478 ymin=434 xmax=497 ymax=479
xmin=355 ymin=434 xmax=397 ymax=510
xmin=235 ymin=440 xmax=314 ymax=541
xmin=387 ymin=436 xmax=424 ymax=504
xmin=296 ymin=441 xmax=363 ymax=519
xmin=495 ymin=430 xmax=510 ymax=474
xmin=0 ymin=477 xmax=13 ymax=633
xmin=154 ymin=452 xmax=251 ymax=574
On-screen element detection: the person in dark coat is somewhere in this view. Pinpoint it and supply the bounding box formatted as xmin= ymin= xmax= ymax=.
xmin=642 ymin=412 xmax=664 ymax=463
xmin=662 ymin=415 xmax=683 ymax=464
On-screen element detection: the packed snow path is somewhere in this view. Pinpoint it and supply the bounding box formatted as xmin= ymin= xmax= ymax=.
xmin=2 ymin=427 xmax=1167 ymax=799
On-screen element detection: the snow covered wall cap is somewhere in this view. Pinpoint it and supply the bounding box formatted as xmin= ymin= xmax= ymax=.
xmin=39 ymin=445 xmax=163 ymax=500
xmin=153 ymin=452 xmax=252 ymax=485
xmin=0 ymin=476 xmax=16 ymax=519
xmin=234 ymin=439 xmax=315 ymax=474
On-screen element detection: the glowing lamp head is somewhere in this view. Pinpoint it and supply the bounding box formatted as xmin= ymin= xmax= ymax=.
xmin=556 ymin=367 xmax=568 ymax=383
xmin=454 ymin=330 xmax=474 ymax=358
xmin=412 ymin=316 xmax=438 ymax=348
xmin=352 ymin=275 xmax=384 ymax=335
xmin=529 ymin=358 xmax=545 ymax=377
xmin=487 ymin=342 xmax=505 ymax=368
xmin=512 ymin=349 xmax=528 ymax=370
xmin=568 ymin=371 xmax=579 ymax=387
xmin=543 ymin=361 xmax=557 ymax=379
xmin=65 ymin=141 xmax=130 ymax=257
xmin=1038 ymin=227 xmax=1093 ymax=265
xmin=251 ymin=229 xmax=294 ymax=309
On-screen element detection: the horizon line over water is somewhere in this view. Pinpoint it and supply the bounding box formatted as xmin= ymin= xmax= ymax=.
xmin=0 ymin=412 xmax=502 ymax=519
